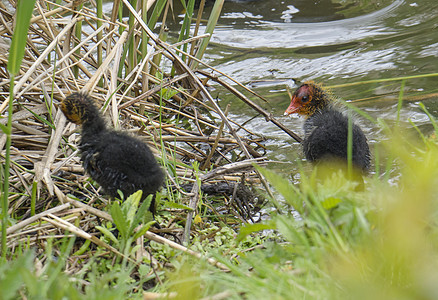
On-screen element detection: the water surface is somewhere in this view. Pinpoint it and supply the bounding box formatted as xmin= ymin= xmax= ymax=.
xmin=172 ymin=0 xmax=438 ymax=168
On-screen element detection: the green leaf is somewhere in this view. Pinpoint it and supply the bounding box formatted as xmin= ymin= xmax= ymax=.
xmin=116 ymin=189 xmax=124 ymax=201
xmin=236 ymin=223 xmax=275 ymax=243
xmin=128 ymin=193 xmax=153 ymax=234
xmin=321 ymin=197 xmax=342 ymax=210
xmin=72 ymin=239 xmax=91 ymax=256
xmin=161 ymin=201 xmax=194 ymax=210
xmin=22 ymin=105 xmax=55 ymax=130
xmin=8 ymin=0 xmax=37 ymax=75
xmin=159 ymin=87 xmax=180 ymax=100
xmin=0 ymin=123 xmax=10 ymax=134
xmin=110 ymin=202 xmax=128 ymax=239
xmin=132 ymin=221 xmax=155 ymax=241
xmin=138 ymin=264 xmax=150 ymax=277
xmin=96 ymin=226 xmax=119 ymax=245
xmin=124 ymin=190 xmax=143 ymax=225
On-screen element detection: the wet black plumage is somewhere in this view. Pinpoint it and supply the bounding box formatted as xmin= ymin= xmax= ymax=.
xmin=284 ymin=81 xmax=370 ymax=173
xmin=61 ymin=93 xmax=165 ymax=212
xmin=303 ymin=108 xmax=370 ymax=171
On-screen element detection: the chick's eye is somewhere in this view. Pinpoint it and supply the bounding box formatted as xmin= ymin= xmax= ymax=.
xmin=301 ymin=95 xmax=309 ymax=102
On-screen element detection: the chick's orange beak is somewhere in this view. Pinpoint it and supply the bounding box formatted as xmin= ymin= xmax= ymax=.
xmin=284 ymin=96 xmax=300 ymax=115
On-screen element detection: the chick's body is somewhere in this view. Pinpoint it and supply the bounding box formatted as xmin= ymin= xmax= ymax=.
xmin=61 ymin=93 xmax=164 ymax=210
xmin=303 ymin=108 xmax=370 ymax=171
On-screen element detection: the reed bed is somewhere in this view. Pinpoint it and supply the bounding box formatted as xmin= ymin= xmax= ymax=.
xmin=0 ymin=0 xmax=302 ymax=265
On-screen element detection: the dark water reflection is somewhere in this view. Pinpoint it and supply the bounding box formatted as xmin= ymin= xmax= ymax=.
xmin=170 ymin=0 xmax=438 ymax=167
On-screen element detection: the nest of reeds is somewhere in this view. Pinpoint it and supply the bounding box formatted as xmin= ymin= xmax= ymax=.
xmin=1 ymin=0 xmax=300 ymax=255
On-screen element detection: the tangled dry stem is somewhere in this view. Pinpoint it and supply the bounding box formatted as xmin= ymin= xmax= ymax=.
xmin=0 ymin=0 xmax=297 ymax=271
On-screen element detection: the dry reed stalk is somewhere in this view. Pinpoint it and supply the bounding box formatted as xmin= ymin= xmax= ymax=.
xmin=0 ymin=0 xmax=295 ymax=264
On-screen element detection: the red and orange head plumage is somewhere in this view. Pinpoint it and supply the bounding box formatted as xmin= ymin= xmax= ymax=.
xmin=60 ymin=92 xmax=98 ymax=125
xmin=284 ymin=81 xmax=331 ymax=117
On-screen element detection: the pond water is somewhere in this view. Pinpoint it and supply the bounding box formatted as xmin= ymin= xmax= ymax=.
xmin=173 ymin=0 xmax=438 ymax=169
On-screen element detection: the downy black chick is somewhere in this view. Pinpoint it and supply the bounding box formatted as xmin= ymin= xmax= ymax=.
xmin=284 ymin=81 xmax=370 ymax=187
xmin=61 ymin=92 xmax=165 ymax=213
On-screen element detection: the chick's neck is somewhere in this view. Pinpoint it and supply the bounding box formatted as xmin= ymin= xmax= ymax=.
xmin=308 ymin=86 xmax=331 ymax=115
xmin=81 ymin=107 xmax=108 ymax=138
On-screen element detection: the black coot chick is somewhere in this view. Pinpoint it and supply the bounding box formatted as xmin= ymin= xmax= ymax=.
xmin=284 ymin=81 xmax=370 ymax=185
xmin=60 ymin=92 xmax=165 ymax=213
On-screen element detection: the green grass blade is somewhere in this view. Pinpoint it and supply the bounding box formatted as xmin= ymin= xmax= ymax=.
xmin=418 ymin=102 xmax=438 ymax=132
xmin=127 ymin=0 xmax=138 ymax=73
xmin=97 ymin=0 xmax=103 ymax=87
xmin=7 ymin=0 xmax=37 ymax=75
xmin=73 ymin=4 xmax=84 ymax=78
xmin=147 ymin=0 xmax=167 ymax=30
xmin=329 ymin=72 xmax=438 ymax=88
xmin=191 ymin=0 xmax=224 ymax=68
xmin=2 ymin=77 xmax=16 ymax=258
xmin=141 ymin=0 xmax=150 ymax=89
xmin=396 ymin=80 xmax=405 ymax=125
xmin=347 ymin=110 xmax=353 ymax=179
xmin=178 ymin=0 xmax=195 ymax=61
xmin=31 ymin=181 xmax=37 ymax=216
